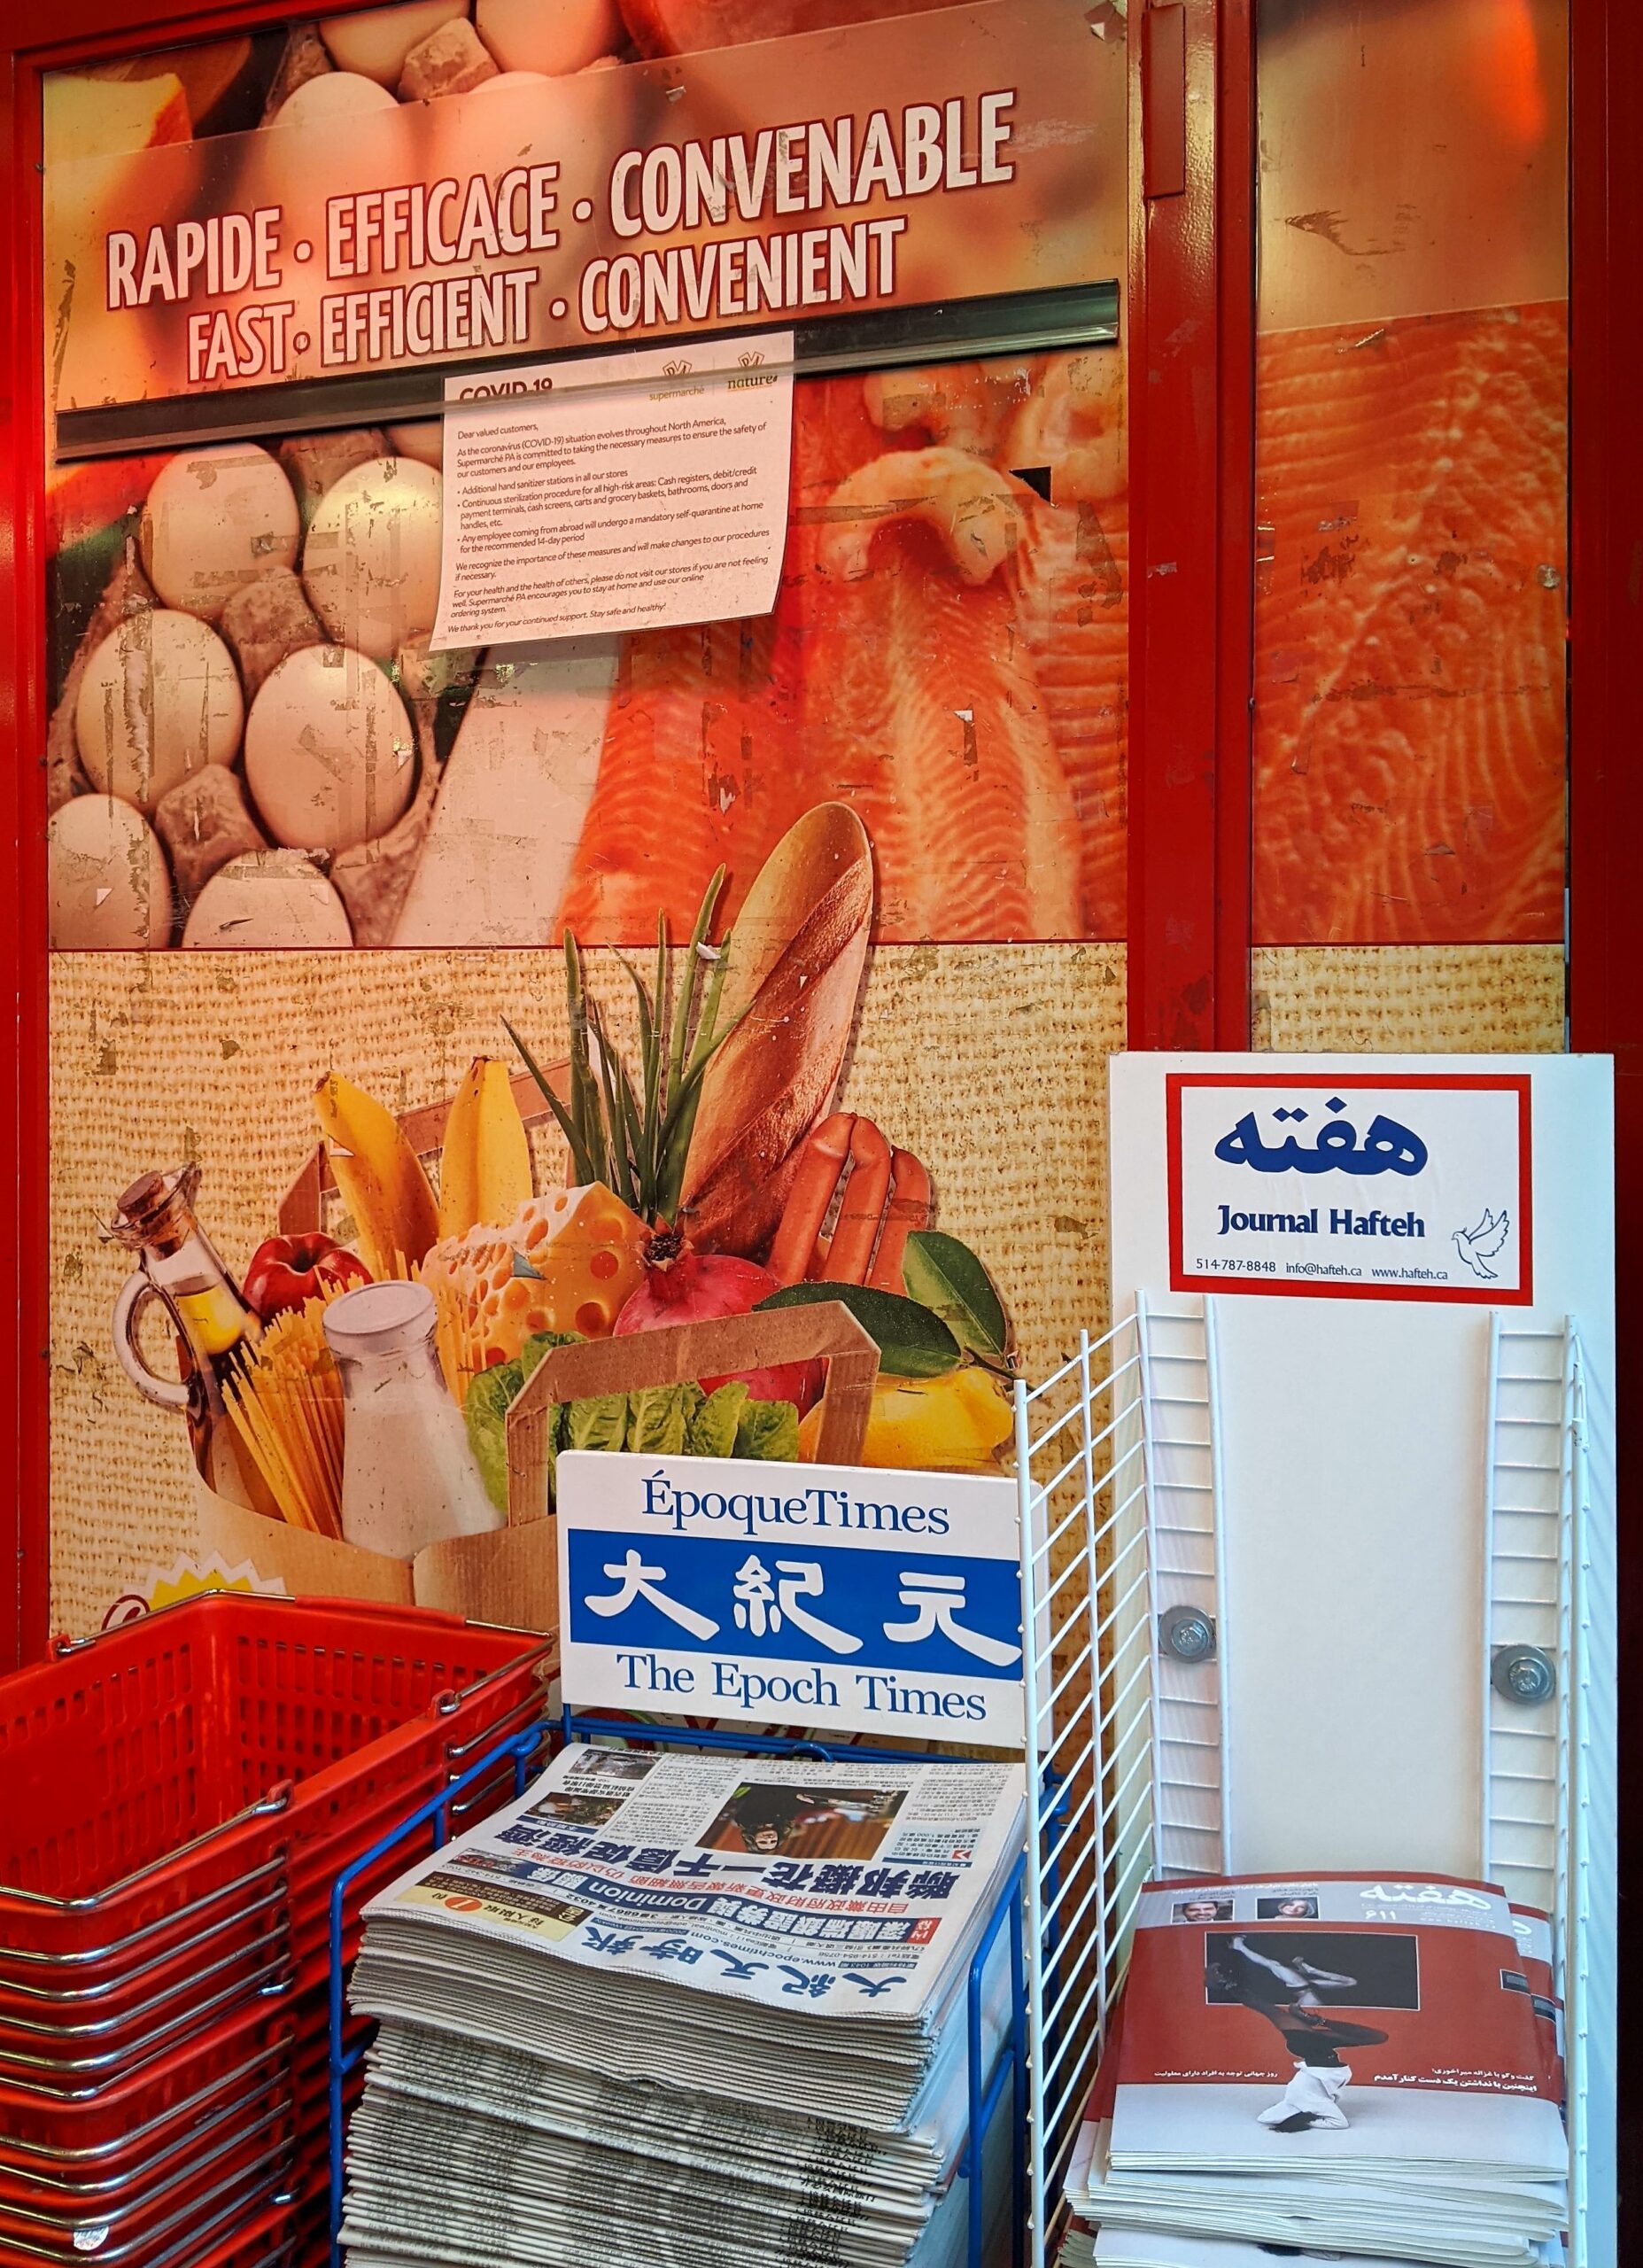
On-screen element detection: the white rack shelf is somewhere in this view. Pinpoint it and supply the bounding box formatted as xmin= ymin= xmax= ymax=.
xmin=1014 ymin=1300 xmax=1592 ymax=2268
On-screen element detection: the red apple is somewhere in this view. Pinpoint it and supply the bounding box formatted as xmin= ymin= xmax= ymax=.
xmin=243 ymin=1232 xmax=370 ymax=1321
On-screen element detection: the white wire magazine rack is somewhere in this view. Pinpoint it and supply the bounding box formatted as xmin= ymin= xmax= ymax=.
xmin=1013 ymin=1301 xmax=1593 ymax=2268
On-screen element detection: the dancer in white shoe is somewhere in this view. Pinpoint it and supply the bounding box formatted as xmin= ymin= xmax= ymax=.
xmin=1227 ymin=1932 xmax=1360 ymax=2008
xmin=1256 ymin=2061 xmax=1353 ymax=2130
xmin=1209 ymin=1934 xmax=1389 ymax=2132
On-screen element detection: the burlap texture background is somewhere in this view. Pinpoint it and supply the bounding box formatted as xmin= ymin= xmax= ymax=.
xmin=49 ymin=941 xmax=1128 ymax=1633
xmin=1253 ymin=944 xmax=1564 ymax=1053
xmin=48 ymin=938 xmax=1562 ymax=1632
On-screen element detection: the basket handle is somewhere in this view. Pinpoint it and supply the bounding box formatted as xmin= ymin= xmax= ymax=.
xmin=0 ymin=1783 xmax=294 ymax=1914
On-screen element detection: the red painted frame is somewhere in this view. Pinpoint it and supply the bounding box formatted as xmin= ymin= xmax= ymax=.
xmin=1566 ymin=0 xmax=1643 ymax=2211
xmin=1163 ymin=1070 xmax=1535 ymax=1304
xmin=1128 ymin=0 xmax=1254 ymax=1052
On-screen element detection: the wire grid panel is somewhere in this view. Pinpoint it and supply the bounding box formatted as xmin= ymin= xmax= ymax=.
xmin=1019 ymin=1305 xmax=1593 ymax=2268
xmin=1481 ymin=1318 xmax=1578 ymax=1916
xmin=1016 ymin=1318 xmax=1157 ymax=2268
xmin=1134 ymin=1294 xmax=1229 ymax=1881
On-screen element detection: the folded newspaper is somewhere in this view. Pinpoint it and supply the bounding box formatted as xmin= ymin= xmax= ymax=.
xmin=1059 ymin=1872 xmax=1569 ymax=2268
xmin=343 ymin=1744 xmax=1027 ymax=2268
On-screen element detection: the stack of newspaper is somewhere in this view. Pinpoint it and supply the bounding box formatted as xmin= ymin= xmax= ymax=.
xmin=1060 ymin=1873 xmax=1568 ymax=2268
xmin=342 ymin=1744 xmax=1027 ymax=2268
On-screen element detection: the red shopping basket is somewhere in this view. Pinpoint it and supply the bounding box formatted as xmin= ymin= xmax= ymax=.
xmin=0 ymin=1682 xmax=542 ymax=2097
xmin=0 ymin=1594 xmax=550 ymax=1960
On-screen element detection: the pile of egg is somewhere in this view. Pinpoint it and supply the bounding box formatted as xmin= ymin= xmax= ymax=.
xmin=50 ymin=0 xmax=635 ymax=953
xmin=273 ymin=0 xmax=624 ymax=123
xmin=49 ymin=439 xmax=445 ymax=950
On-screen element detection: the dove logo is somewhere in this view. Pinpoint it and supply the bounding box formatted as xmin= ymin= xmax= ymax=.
xmin=1167 ymin=1070 xmax=1532 ymax=1305
xmin=1453 ymin=1208 xmax=1511 ymax=1280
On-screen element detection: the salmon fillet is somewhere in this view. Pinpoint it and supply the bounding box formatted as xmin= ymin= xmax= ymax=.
xmin=558 ymin=373 xmax=1086 ymax=944
xmin=1253 ymin=303 xmax=1567 ymax=944
xmin=554 ymin=380 xmax=880 ymax=942
xmin=553 ymin=613 xmax=795 ymax=942
xmin=1014 ymin=494 xmax=1128 ymax=937
xmin=794 ymin=517 xmax=1082 ymax=942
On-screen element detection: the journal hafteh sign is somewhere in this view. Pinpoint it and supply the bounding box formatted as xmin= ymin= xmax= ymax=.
xmin=556 ymin=1451 xmax=1023 ymax=1744
xmin=1166 ymin=1072 xmax=1532 ymax=1302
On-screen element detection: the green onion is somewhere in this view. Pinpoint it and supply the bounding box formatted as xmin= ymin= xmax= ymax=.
xmin=506 ymin=868 xmax=741 ymax=1226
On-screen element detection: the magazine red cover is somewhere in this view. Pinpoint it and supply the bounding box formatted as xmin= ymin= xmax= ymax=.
xmin=1108 ymin=1876 xmax=1563 ymax=2179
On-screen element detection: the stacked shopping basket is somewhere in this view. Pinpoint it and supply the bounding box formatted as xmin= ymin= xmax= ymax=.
xmin=0 ymin=1592 xmax=550 ymax=2268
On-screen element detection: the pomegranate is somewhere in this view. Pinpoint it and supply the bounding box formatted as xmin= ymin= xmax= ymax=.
xmin=614 ymin=1230 xmax=823 ymax=1413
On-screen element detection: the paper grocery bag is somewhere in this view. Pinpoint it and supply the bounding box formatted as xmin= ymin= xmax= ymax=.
xmin=503 ymin=1301 xmax=881 ymax=1530
xmin=192 ymin=1466 xmax=562 ymax=1630
xmin=414 ymin=1521 xmax=560 ymax=1626
xmin=193 ymin=1473 xmax=415 ymax=1605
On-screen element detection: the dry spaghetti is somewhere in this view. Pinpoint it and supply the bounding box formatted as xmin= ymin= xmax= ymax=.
xmin=223 ymin=1294 xmax=345 ymax=1538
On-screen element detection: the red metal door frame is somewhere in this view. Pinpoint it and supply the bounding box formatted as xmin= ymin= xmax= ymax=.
xmin=0 ymin=0 xmax=345 ymax=1670
xmin=1567 ymin=0 xmax=1643 ymax=2215
xmin=1128 ymin=0 xmax=1254 ymax=1053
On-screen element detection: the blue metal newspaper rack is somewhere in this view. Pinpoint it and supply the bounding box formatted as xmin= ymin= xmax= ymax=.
xmin=325 ymin=1713 xmax=1033 ymax=2268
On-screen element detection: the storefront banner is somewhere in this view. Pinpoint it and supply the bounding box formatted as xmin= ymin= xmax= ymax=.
xmin=1166 ymin=1070 xmax=1532 ymax=1303
xmin=46 ymin=0 xmax=1121 ymax=423
xmin=432 ymin=331 xmax=794 ymax=649
xmin=556 ymin=1449 xmax=1024 ymax=1743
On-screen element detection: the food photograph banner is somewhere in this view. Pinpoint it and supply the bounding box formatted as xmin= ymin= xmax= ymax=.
xmin=39 ymin=0 xmax=1570 ymax=1644
xmin=43 ymin=0 xmax=1128 ymax=1640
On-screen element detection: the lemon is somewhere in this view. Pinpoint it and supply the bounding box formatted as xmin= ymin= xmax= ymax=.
xmin=800 ymin=1366 xmax=1013 ymax=1470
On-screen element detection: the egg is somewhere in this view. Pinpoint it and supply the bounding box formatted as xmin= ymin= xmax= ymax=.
xmin=475 ymin=0 xmax=623 ymax=75
xmin=182 ymin=852 xmax=354 ymax=950
xmin=74 ymin=610 xmax=244 ymax=813
xmin=139 ymin=444 xmax=301 ymax=621
xmin=244 ymin=643 xmax=418 ymax=852
xmin=272 ymin=71 xmax=400 ymax=128
xmin=47 ymin=796 xmax=174 ymax=950
xmin=384 ymin=420 xmax=444 ymax=470
xmin=301 ymin=456 xmax=443 ymax=662
xmin=320 ymin=1 xmax=469 ymax=86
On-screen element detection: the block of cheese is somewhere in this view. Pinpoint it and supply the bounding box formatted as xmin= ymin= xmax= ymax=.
xmin=391 ymin=637 xmax=618 ymax=946
xmin=419 ymin=1183 xmax=647 ymax=1363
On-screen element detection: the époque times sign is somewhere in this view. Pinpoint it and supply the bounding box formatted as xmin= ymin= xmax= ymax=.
xmin=1166 ymin=1071 xmax=1533 ymax=1303
xmin=556 ymin=1449 xmax=1025 ymax=1744
xmin=45 ymin=0 xmax=1120 ymax=429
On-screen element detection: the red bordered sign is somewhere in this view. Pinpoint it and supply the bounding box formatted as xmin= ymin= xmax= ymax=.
xmin=1165 ymin=1072 xmax=1533 ymax=1305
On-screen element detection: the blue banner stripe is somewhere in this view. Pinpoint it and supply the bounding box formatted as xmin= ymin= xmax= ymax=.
xmin=564 ymin=1530 xmax=1022 ymax=1681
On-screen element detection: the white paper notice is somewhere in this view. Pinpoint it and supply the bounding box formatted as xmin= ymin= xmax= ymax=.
xmin=430 ymin=332 xmax=794 ymax=650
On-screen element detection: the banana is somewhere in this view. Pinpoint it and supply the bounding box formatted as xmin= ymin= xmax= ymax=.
xmin=314 ymin=1073 xmax=440 ymax=1279
xmin=438 ymin=1059 xmax=534 ymax=1240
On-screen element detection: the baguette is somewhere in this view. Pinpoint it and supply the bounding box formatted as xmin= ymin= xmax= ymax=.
xmin=680 ymin=802 xmax=872 ymax=1257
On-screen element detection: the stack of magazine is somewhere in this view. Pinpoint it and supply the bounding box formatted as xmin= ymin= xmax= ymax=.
xmin=341 ymin=1744 xmax=1027 ymax=2268
xmin=1061 ymin=1872 xmax=1568 ymax=2268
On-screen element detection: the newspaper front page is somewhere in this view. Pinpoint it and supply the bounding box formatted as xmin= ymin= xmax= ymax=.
xmin=362 ymin=1744 xmax=1026 ymax=2022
